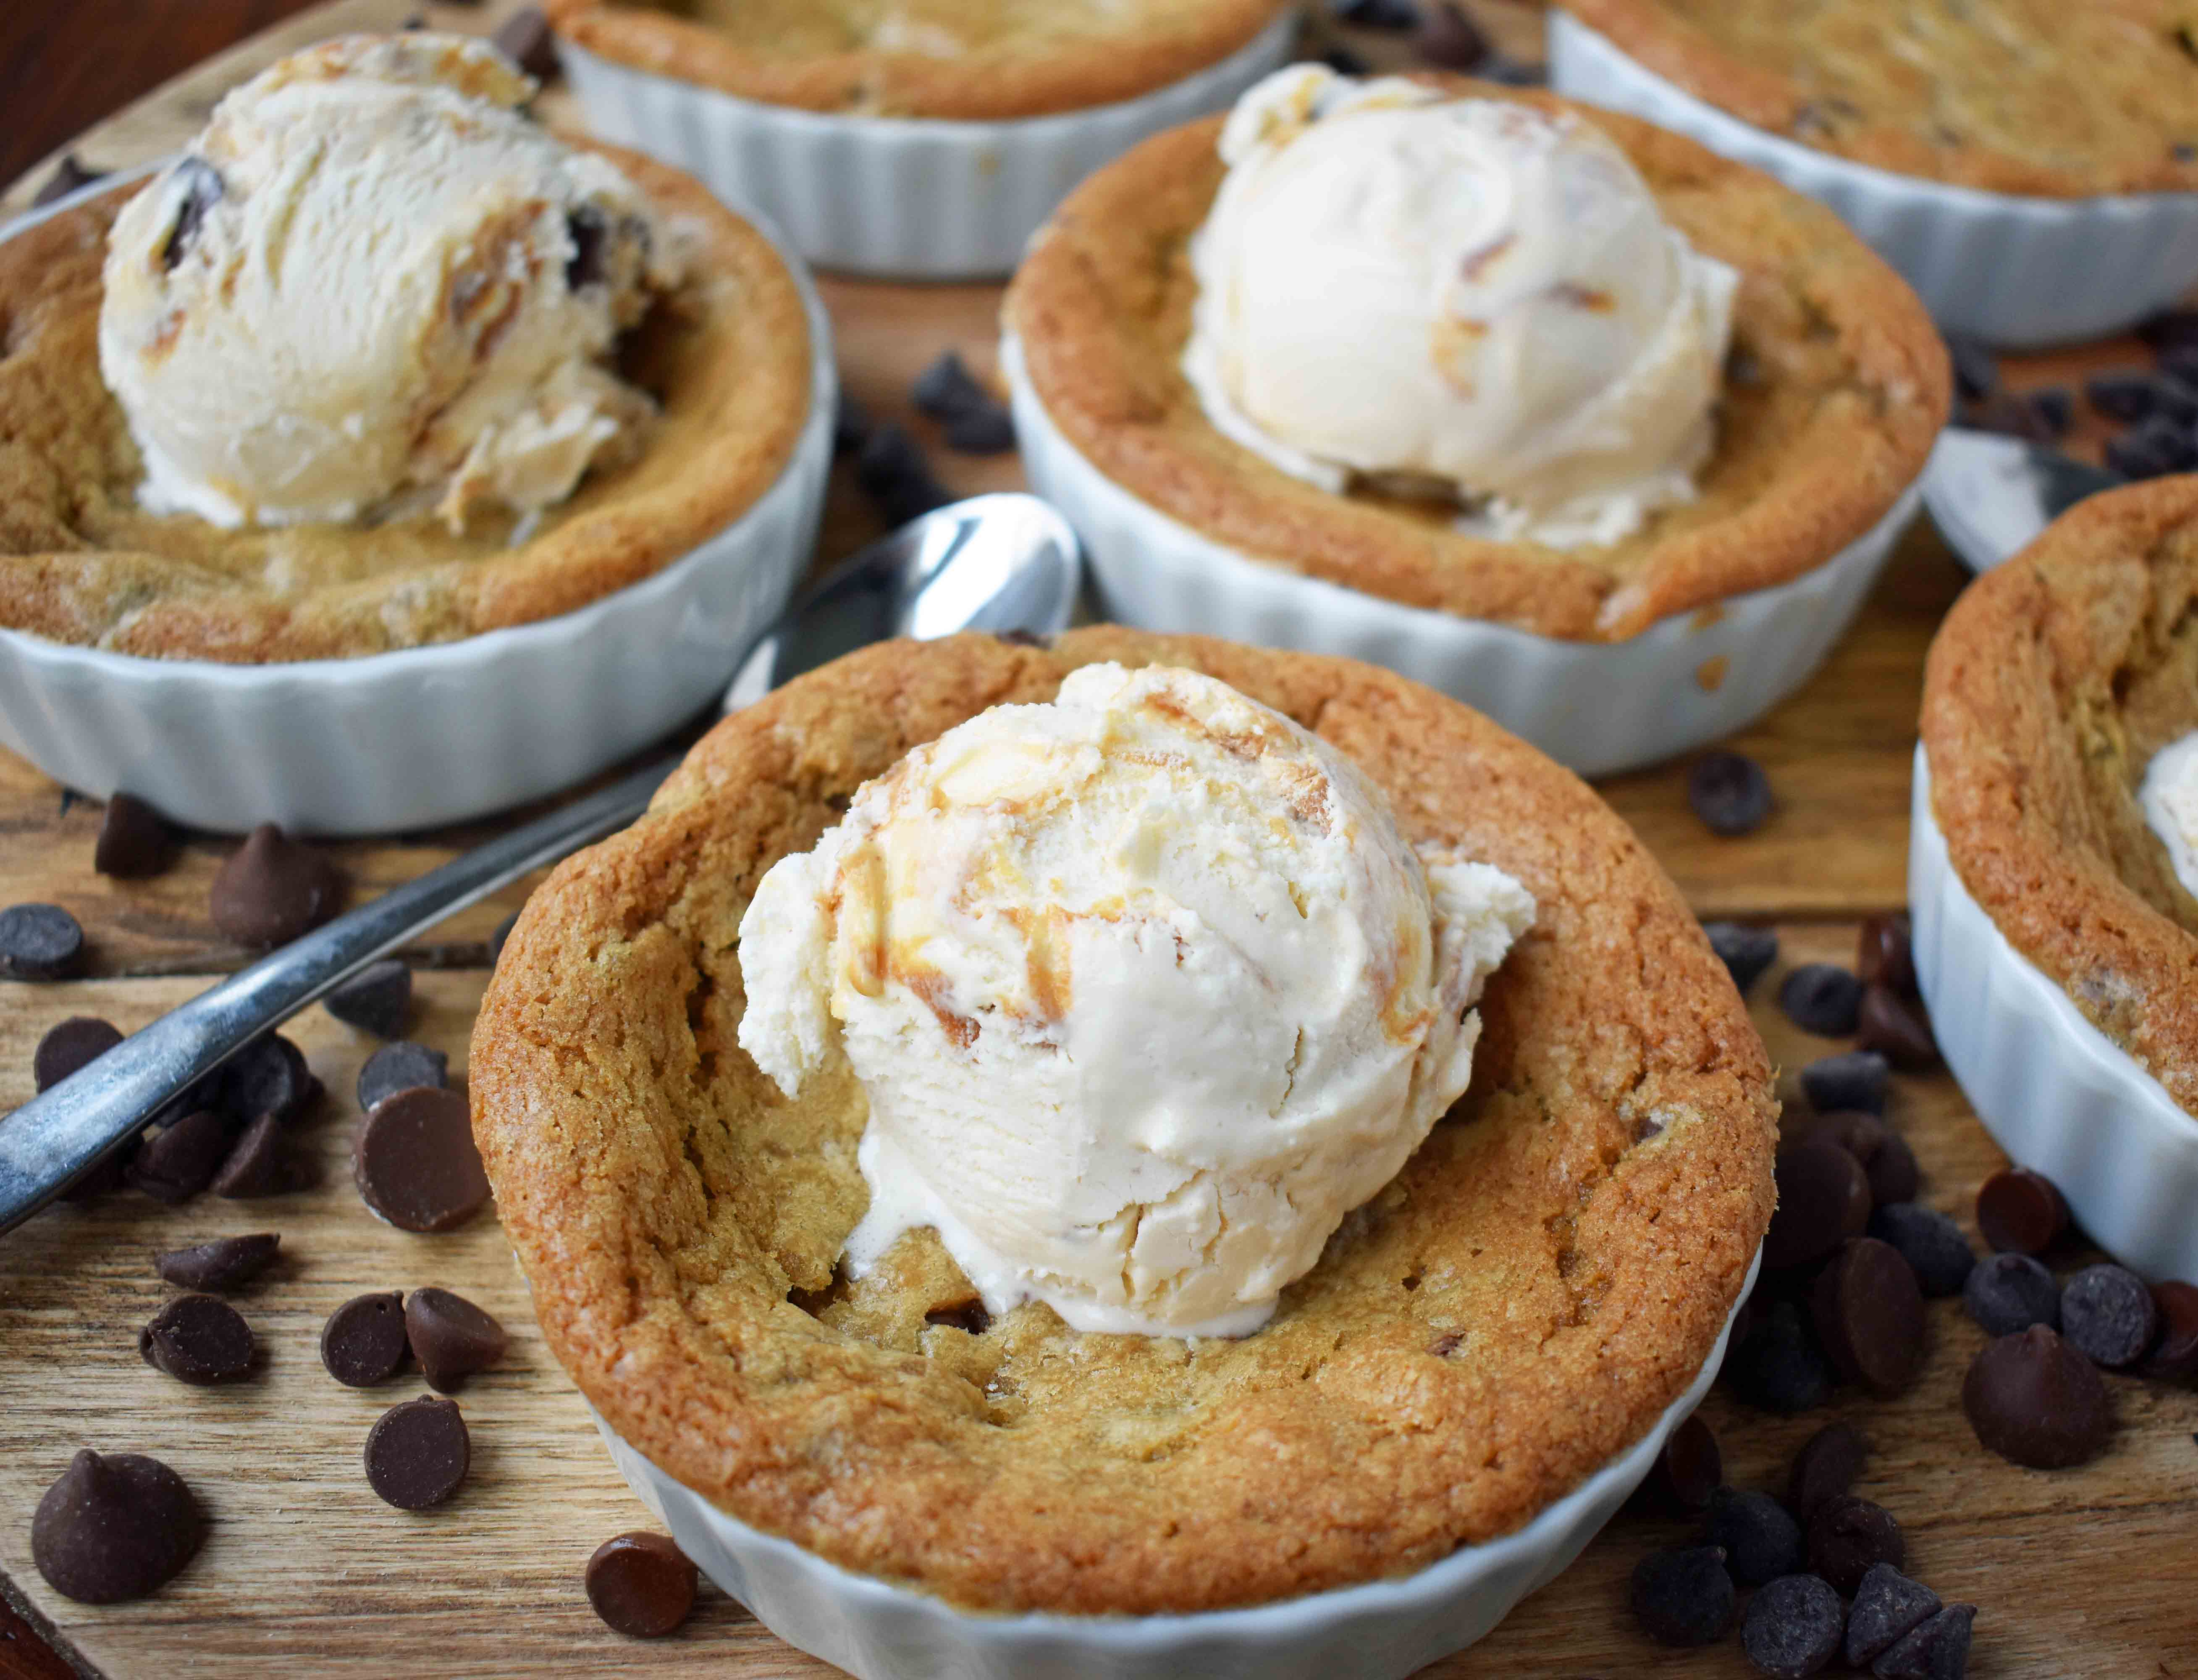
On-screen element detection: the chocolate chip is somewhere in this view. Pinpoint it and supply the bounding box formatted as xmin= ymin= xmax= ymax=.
xmin=159 ymin=158 xmax=224 ymax=272
xmin=831 ymin=396 xmax=873 ymax=457
xmin=1725 ymin=1299 xmax=1833 ymax=1414
xmin=220 ymin=1032 xmax=315 ymax=1126
xmin=912 ymin=351 xmax=991 ymax=421
xmin=1336 ymin=0 xmax=1420 ymax=26
xmin=2087 ymin=371 xmax=2158 ymax=423
xmin=1805 ymin=1494 xmax=1903 ymax=1595
xmin=1800 ymin=1050 xmax=1888 ymax=1115
xmin=1742 ymin=1572 xmax=1844 ymax=1679
xmin=1706 ymin=1486 xmax=1805 ymax=1586
xmin=0 ymin=903 xmax=84 ymax=979
xmin=1416 ymin=0 xmax=1490 ymax=69
xmin=2029 ymin=386 xmax=2073 ymax=436
xmin=34 ymin=1016 xmax=122 ymax=1091
xmin=1780 ymin=964 xmax=1862 ymax=1036
xmin=1846 ymin=1563 xmax=1943 ymax=1667
xmin=1765 ymin=1141 xmax=1871 ymax=1270
xmin=1799 ymin=1110 xmax=1915 ymax=1204
xmin=1704 ymin=921 xmax=1778 ymax=995
xmin=2059 ymin=1263 xmax=2159 ymax=1368
xmin=1787 ymin=1421 xmax=1868 ymax=1518
xmin=357 ymin=1041 xmax=448 ymax=1113
xmin=585 ymin=1531 xmax=698 ymax=1637
xmin=493 ymin=5 xmax=559 ymax=78
xmin=1868 ymin=1203 xmax=1975 ymax=1298
xmin=364 ymin=1396 xmax=470 ymax=1509
xmin=404 ymin=1288 xmax=508 ymax=1392
xmin=2139 ymin=307 xmax=2198 ymax=352
xmin=1873 ymin=1603 xmax=1976 ymax=1680
xmin=354 ymin=1086 xmax=491 ymax=1233
xmin=855 ymin=424 xmax=952 ymax=527
xmin=126 ymin=1109 xmax=230 ymax=1204
xmin=1965 ymin=1250 xmax=2060 ymax=1337
xmin=1812 ymin=1237 xmax=1926 ymax=1398
xmin=1688 ymin=751 xmax=1773 ymax=836
xmin=1964 ymin=1326 xmax=2112 ymax=1467
xmin=155 ymin=1233 xmax=279 ymax=1293
xmin=2106 ymin=416 xmax=2198 ymax=479
xmin=944 ymin=404 xmax=1016 ymax=455
xmin=139 ymin=1294 xmax=255 ymax=1384
xmin=1474 ymin=53 xmax=1548 ymax=86
xmin=32 ymin=154 xmax=107 ymax=208
xmin=210 ymin=825 xmax=343 ymax=948
xmin=1964 ymin=389 xmax=2057 ymax=443
xmin=94 ymin=793 xmax=177 ymax=879
xmin=1857 ymin=985 xmax=1937 ymax=1070
xmin=321 ymin=1292 xmax=410 ymax=1389
xmin=1945 ymin=337 xmax=1997 ymax=402
xmin=1974 ymin=1167 xmax=2065 ymax=1255
xmin=1639 ymin=1413 xmax=1721 ymax=1513
xmin=211 ymin=1113 xmax=301 ymax=1199
xmin=1629 ymin=1545 xmax=1735 ymax=1646
xmin=2142 ymin=1280 xmax=2198 ymax=1381
xmin=922 ymin=1297 xmax=991 ymax=1336
xmin=325 ymin=958 xmax=412 ymax=1039
xmin=565 ymin=207 xmax=606 ymax=291
xmin=31 ymin=1450 xmax=203 ymax=1604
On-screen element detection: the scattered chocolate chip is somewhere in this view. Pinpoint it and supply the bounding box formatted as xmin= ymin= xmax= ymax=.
xmin=493 ymin=5 xmax=559 ymax=78
xmin=1873 ymin=1602 xmax=1976 ymax=1680
xmin=325 ymin=958 xmax=412 ymax=1039
xmin=1964 ymin=1326 xmax=2112 ymax=1467
xmin=2059 ymin=1264 xmax=2159 ymax=1369
xmin=364 ymin=1396 xmax=470 ymax=1509
xmin=139 ymin=1294 xmax=255 ymax=1384
xmin=94 ymin=793 xmax=178 ymax=879
xmin=404 ymin=1288 xmax=508 ymax=1392
xmin=2142 ymin=1280 xmax=2198 ymax=1381
xmin=944 ymin=404 xmax=1016 ymax=455
xmin=922 ymin=1296 xmax=992 ymax=1336
xmin=912 ymin=351 xmax=991 ymax=421
xmin=1337 ymin=0 xmax=1419 ymax=26
xmin=1800 ymin=1050 xmax=1888 ymax=1116
xmin=1780 ymin=964 xmax=1862 ymax=1036
xmin=2088 ymin=370 xmax=2157 ymax=422
xmin=126 ymin=1109 xmax=230 ymax=1205
xmin=1846 ymin=1562 xmax=1943 ymax=1667
xmin=1963 ymin=390 xmax=2056 ymax=443
xmin=1799 ymin=1110 xmax=1913 ymax=1203
xmin=1812 ymin=1237 xmax=1926 ymax=1398
xmin=2139 ymin=307 xmax=2198 ymax=353
xmin=1726 ymin=1299 xmax=1833 ymax=1414
xmin=31 ymin=1450 xmax=203 ymax=1604
xmin=564 ymin=207 xmax=606 ymax=291
xmin=1868 ymin=1203 xmax=1975 ymax=1298
xmin=0 ymin=903 xmax=85 ymax=979
xmin=1975 ymin=1167 xmax=2066 ymax=1255
xmin=1944 ymin=337 xmax=1997 ymax=402
xmin=1705 ymin=921 xmax=1778 ymax=995
xmin=1787 ymin=1421 xmax=1868 ymax=1518
xmin=32 ymin=154 xmax=107 ymax=209
xmin=1416 ymin=0 xmax=1490 ymax=69
xmin=354 ymin=1086 xmax=492 ymax=1233
xmin=1707 ymin=1486 xmax=1805 ymax=1586
xmin=1687 ymin=751 xmax=1773 ymax=836
xmin=1963 ymin=1251 xmax=2060 ymax=1337
xmin=210 ymin=1114 xmax=299 ymax=1199
xmin=585 ymin=1531 xmax=698 ymax=1637
xmin=220 ymin=1032 xmax=315 ymax=1126
xmin=1806 ymin=1494 xmax=1903 ymax=1595
xmin=1857 ymin=986 xmax=1937 ymax=1070
xmin=855 ymin=424 xmax=952 ymax=527
xmin=1765 ymin=1141 xmax=1871 ymax=1270
xmin=1629 ymin=1545 xmax=1735 ymax=1646
xmin=2106 ymin=416 xmax=2198 ymax=480
xmin=489 ymin=910 xmax=520 ymax=965
xmin=34 ymin=1016 xmax=122 ymax=1091
xmin=1640 ymin=1413 xmax=1721 ymax=1513
xmin=155 ymin=1233 xmax=279 ymax=1293
xmin=322 ymin=1292 xmax=410 ymax=1389
xmin=159 ymin=158 xmax=224 ymax=272
xmin=1742 ymin=1572 xmax=1844 ymax=1679
xmin=357 ymin=1041 xmax=449 ymax=1113
xmin=210 ymin=825 xmax=343 ymax=948
xmin=2029 ymin=386 xmax=2073 ymax=436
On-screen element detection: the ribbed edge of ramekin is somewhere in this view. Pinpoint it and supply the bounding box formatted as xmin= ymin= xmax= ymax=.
xmin=1547 ymin=11 xmax=2198 ymax=349
xmin=1910 ymin=749 xmax=2198 ymax=1281
xmin=0 ymin=181 xmax=837 ymax=837
xmin=590 ymin=1250 xmax=1755 ymax=1680
xmin=1003 ymin=336 xmax=1918 ymax=777
xmin=556 ymin=13 xmax=1296 ymax=281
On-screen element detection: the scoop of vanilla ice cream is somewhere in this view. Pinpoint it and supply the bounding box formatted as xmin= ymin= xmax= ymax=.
xmin=97 ymin=33 xmax=682 ymax=533
xmin=738 ymin=663 xmax=1534 ymax=1338
xmin=1183 ymin=65 xmax=1738 ymax=549
xmin=2140 ymin=730 xmax=2198 ymax=900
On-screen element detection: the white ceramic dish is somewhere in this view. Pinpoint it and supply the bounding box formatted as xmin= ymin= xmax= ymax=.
xmin=1910 ymin=750 xmax=2198 ymax=1282
xmin=557 ymin=12 xmax=1297 ymax=281
xmin=590 ymin=1253 xmax=1755 ymax=1680
xmin=1546 ymin=10 xmax=2198 ymax=349
xmin=1004 ymin=336 xmax=1920 ymax=778
xmin=0 ymin=167 xmax=835 ymax=837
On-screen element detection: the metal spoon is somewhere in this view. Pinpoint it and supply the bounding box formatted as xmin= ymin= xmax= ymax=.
xmin=1921 ymin=427 xmax=2125 ymax=574
xmin=0 ymin=493 xmax=1080 ymax=1236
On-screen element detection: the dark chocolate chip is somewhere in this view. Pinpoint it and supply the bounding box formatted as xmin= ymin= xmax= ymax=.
xmin=321 ymin=1292 xmax=411 ymax=1389
xmin=1855 ymin=911 xmax=1916 ymax=993
xmin=94 ymin=793 xmax=177 ymax=879
xmin=922 ymin=1297 xmax=992 ymax=1336
xmin=1706 ymin=1486 xmax=1805 ymax=1586
xmin=854 ymin=423 xmax=952 ymax=527
xmin=34 ymin=1016 xmax=122 ymax=1091
xmin=943 ymin=404 xmax=1016 ymax=455
xmin=139 ymin=1294 xmax=255 ymax=1384
xmin=1805 ymin=1494 xmax=1903 ymax=1596
xmin=1336 ymin=0 xmax=1420 ymax=27
xmin=2059 ymin=1264 xmax=2159 ymax=1369
xmin=325 ymin=958 xmax=412 ymax=1039
xmin=1944 ymin=337 xmax=1997 ymax=402
xmin=1962 ymin=391 xmax=2054 ymax=442
xmin=0 ymin=903 xmax=84 ymax=979
xmin=1629 ymin=1545 xmax=1735 ymax=1646
xmin=2138 ymin=307 xmax=2198 ymax=352
xmin=1857 ymin=985 xmax=1938 ymax=1070
xmin=159 ymin=158 xmax=224 ymax=272
xmin=1812 ymin=1237 xmax=1926 ymax=1398
xmin=912 ymin=351 xmax=991 ymax=421
xmin=1787 ymin=1421 xmax=1868 ymax=1518
xmin=210 ymin=1113 xmax=300 ymax=1199
xmin=220 ymin=1032 xmax=315 ymax=1126
xmin=357 ymin=1041 xmax=449 ymax=1113
xmin=364 ymin=1396 xmax=470 ymax=1509
xmin=155 ymin=1233 xmax=279 ymax=1293
xmin=1687 ymin=751 xmax=1773 ymax=836
xmin=126 ymin=1109 xmax=230 ymax=1205
xmin=1780 ymin=963 xmax=1862 ymax=1036
xmin=564 ymin=207 xmax=606 ymax=291
xmin=1725 ymin=1299 xmax=1833 ymax=1414
xmin=1846 ymin=1562 xmax=1943 ymax=1667
xmin=1964 ymin=1251 xmax=2060 ymax=1337
xmin=1974 ymin=1167 xmax=2066 ymax=1255
xmin=1764 ymin=1141 xmax=1871 ymax=1270
xmin=1964 ymin=1325 xmax=2112 ymax=1467
xmin=831 ymin=396 xmax=872 ymax=457
xmin=493 ymin=5 xmax=559 ymax=79
xmin=1799 ymin=1050 xmax=1887 ymax=1115
xmin=2142 ymin=1280 xmax=2198 ymax=1381
xmin=404 ymin=1288 xmax=508 ymax=1392
xmin=1868 ymin=1203 xmax=1975 ymax=1298
xmin=31 ymin=1450 xmax=203 ymax=1604
xmin=1741 ymin=1572 xmax=1844 ymax=1679
xmin=1639 ymin=1413 xmax=1721 ymax=1513
xmin=1873 ymin=1603 xmax=1976 ymax=1680
xmin=490 ymin=910 xmax=520 ymax=966
xmin=1704 ymin=921 xmax=1778 ymax=995
xmin=585 ymin=1531 xmax=698 ymax=1637
xmin=210 ymin=825 xmax=343 ymax=948
xmin=32 ymin=154 xmax=107 ymax=209
xmin=2088 ymin=370 xmax=2157 ymax=422
xmin=1416 ymin=0 xmax=1491 ymax=69
xmin=1797 ymin=1110 xmax=1912 ymax=1204
xmin=354 ymin=1086 xmax=492 ymax=1233
xmin=2107 ymin=416 xmax=2198 ymax=479
xmin=2029 ymin=386 xmax=2073 ymax=436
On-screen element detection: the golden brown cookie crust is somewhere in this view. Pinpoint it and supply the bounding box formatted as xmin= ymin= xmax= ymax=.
xmin=0 ymin=142 xmax=810 ymax=663
xmin=1568 ymin=0 xmax=2198 ymax=198
xmin=1003 ymin=84 xmax=1947 ymax=643
xmin=544 ymin=0 xmax=1288 ymax=120
xmin=1923 ymin=476 xmax=2198 ymax=1121
xmin=472 ymin=629 xmax=1778 ymax=1615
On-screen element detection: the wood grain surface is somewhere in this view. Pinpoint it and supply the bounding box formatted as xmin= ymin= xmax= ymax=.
xmin=0 ymin=3 xmax=2193 ymax=1677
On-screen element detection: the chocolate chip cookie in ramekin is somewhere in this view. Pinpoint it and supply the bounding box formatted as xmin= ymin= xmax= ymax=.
xmin=1549 ymin=5 xmax=2198 ymax=347
xmin=1915 ymin=477 xmax=2198 ymax=1283
xmin=470 ymin=628 xmax=1775 ymax=1679
xmin=546 ymin=0 xmax=1297 ymax=279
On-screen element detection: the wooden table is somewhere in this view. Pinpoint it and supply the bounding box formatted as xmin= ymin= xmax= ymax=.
xmin=0 ymin=5 xmax=2191 ymax=1677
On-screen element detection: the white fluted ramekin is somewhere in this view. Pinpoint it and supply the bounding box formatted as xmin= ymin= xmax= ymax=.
xmin=556 ymin=13 xmax=1296 ymax=281
xmin=589 ymin=1252 xmax=1755 ymax=1680
xmin=0 ymin=173 xmax=835 ymax=837
xmin=1910 ymin=750 xmax=2198 ymax=1282
xmin=1004 ymin=337 xmax=1919 ymax=778
xmin=1547 ymin=11 xmax=2198 ymax=349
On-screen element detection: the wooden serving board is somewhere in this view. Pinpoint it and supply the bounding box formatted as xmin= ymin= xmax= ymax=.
xmin=0 ymin=5 xmax=2193 ymax=1677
